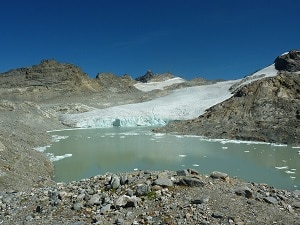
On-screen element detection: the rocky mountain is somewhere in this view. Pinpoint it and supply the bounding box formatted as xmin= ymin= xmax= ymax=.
xmin=275 ymin=50 xmax=300 ymax=72
xmin=96 ymin=72 xmax=137 ymax=93
xmin=0 ymin=59 xmax=146 ymax=102
xmin=0 ymin=59 xmax=105 ymax=101
xmin=156 ymin=51 xmax=300 ymax=145
xmin=135 ymin=70 xmax=175 ymax=83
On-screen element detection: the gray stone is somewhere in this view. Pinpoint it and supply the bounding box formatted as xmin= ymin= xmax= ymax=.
xmin=176 ymin=170 xmax=189 ymax=176
xmin=100 ymin=204 xmax=111 ymax=214
xmin=67 ymin=222 xmax=85 ymax=225
xmin=153 ymin=178 xmax=173 ymax=187
xmin=292 ymin=190 xmax=300 ymax=197
xmin=115 ymin=218 xmax=124 ymax=225
xmin=210 ymin=171 xmax=229 ymax=180
xmin=126 ymin=189 xmax=134 ymax=197
xmin=120 ymin=175 xmax=128 ymax=185
xmin=263 ymin=196 xmax=278 ymax=204
xmin=292 ymin=201 xmax=300 ymax=208
xmin=87 ymin=194 xmax=101 ymax=206
xmin=188 ymin=168 xmax=199 ymax=175
xmin=136 ymin=184 xmax=151 ymax=196
xmin=76 ymin=193 xmax=85 ymax=201
xmin=234 ymin=186 xmax=253 ymax=199
xmin=72 ymin=202 xmax=83 ymax=211
xmin=191 ymin=196 xmax=210 ymax=204
xmin=110 ymin=175 xmax=120 ymax=189
xmin=212 ymin=211 xmax=224 ymax=218
xmin=114 ymin=195 xmax=140 ymax=208
xmin=179 ymin=177 xmax=205 ymax=187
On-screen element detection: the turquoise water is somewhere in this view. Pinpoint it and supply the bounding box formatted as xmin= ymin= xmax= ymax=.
xmin=45 ymin=127 xmax=300 ymax=190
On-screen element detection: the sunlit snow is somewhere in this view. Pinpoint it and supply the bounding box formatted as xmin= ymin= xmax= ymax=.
xmin=134 ymin=77 xmax=185 ymax=92
xmin=62 ymin=80 xmax=236 ymax=128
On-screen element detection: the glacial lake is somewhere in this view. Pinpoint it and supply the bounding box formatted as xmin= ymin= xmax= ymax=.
xmin=45 ymin=127 xmax=300 ymax=190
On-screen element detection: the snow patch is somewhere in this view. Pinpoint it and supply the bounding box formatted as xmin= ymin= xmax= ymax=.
xmin=134 ymin=77 xmax=185 ymax=92
xmin=232 ymin=64 xmax=278 ymax=91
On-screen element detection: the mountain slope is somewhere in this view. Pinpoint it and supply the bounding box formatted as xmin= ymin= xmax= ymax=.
xmin=156 ymin=51 xmax=300 ymax=144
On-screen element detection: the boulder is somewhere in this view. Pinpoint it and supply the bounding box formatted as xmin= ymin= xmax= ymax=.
xmin=153 ymin=178 xmax=173 ymax=187
xmin=179 ymin=177 xmax=205 ymax=187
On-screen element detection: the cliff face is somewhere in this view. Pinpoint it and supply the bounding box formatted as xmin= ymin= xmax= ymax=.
xmin=156 ymin=52 xmax=300 ymax=145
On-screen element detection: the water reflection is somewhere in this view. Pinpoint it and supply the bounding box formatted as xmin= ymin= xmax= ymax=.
xmin=46 ymin=127 xmax=300 ymax=190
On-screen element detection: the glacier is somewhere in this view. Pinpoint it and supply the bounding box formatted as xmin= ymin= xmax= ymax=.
xmin=61 ymin=80 xmax=236 ymax=128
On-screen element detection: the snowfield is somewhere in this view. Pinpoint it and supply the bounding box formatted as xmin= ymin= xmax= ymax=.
xmin=61 ymin=63 xmax=280 ymax=129
xmin=61 ymin=80 xmax=236 ymax=128
xmin=134 ymin=77 xmax=185 ymax=92
xmin=232 ymin=64 xmax=278 ymax=90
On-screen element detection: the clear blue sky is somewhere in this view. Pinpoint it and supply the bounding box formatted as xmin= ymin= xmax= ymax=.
xmin=0 ymin=0 xmax=299 ymax=80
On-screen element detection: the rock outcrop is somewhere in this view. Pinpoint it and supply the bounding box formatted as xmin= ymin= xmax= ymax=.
xmin=135 ymin=70 xmax=175 ymax=83
xmin=275 ymin=50 xmax=300 ymax=72
xmin=0 ymin=59 xmax=104 ymax=101
xmin=96 ymin=72 xmax=137 ymax=93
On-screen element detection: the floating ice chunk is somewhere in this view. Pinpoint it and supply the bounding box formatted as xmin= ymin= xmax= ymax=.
xmin=285 ymin=170 xmax=296 ymax=174
xmin=179 ymin=155 xmax=187 ymax=157
xmin=192 ymin=164 xmax=199 ymax=167
xmin=271 ymin=143 xmax=288 ymax=147
xmin=290 ymin=176 xmax=296 ymax=179
xmin=291 ymin=168 xmax=297 ymax=171
xmin=222 ymin=146 xmax=228 ymax=149
xmin=47 ymin=153 xmax=72 ymax=162
xmin=244 ymin=150 xmax=250 ymax=153
xmin=52 ymin=135 xmax=69 ymax=142
xmin=33 ymin=145 xmax=51 ymax=152
xmin=292 ymin=146 xmax=300 ymax=149
xmin=275 ymin=166 xmax=288 ymax=170
xmin=133 ymin=168 xmax=139 ymax=171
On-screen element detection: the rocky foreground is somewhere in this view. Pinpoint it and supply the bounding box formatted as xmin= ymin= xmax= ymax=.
xmin=0 ymin=53 xmax=300 ymax=224
xmin=1 ymin=170 xmax=300 ymax=224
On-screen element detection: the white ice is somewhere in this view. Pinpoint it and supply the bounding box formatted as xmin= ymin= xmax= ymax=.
xmin=61 ymin=79 xmax=236 ymax=128
xmin=233 ymin=64 xmax=278 ymax=90
xmin=134 ymin=77 xmax=185 ymax=92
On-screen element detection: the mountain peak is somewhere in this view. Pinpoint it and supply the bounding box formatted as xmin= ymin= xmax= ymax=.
xmin=274 ymin=50 xmax=300 ymax=72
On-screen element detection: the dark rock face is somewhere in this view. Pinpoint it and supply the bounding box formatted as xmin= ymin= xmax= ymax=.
xmin=135 ymin=70 xmax=175 ymax=83
xmin=274 ymin=50 xmax=300 ymax=72
xmin=156 ymin=72 xmax=300 ymax=144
